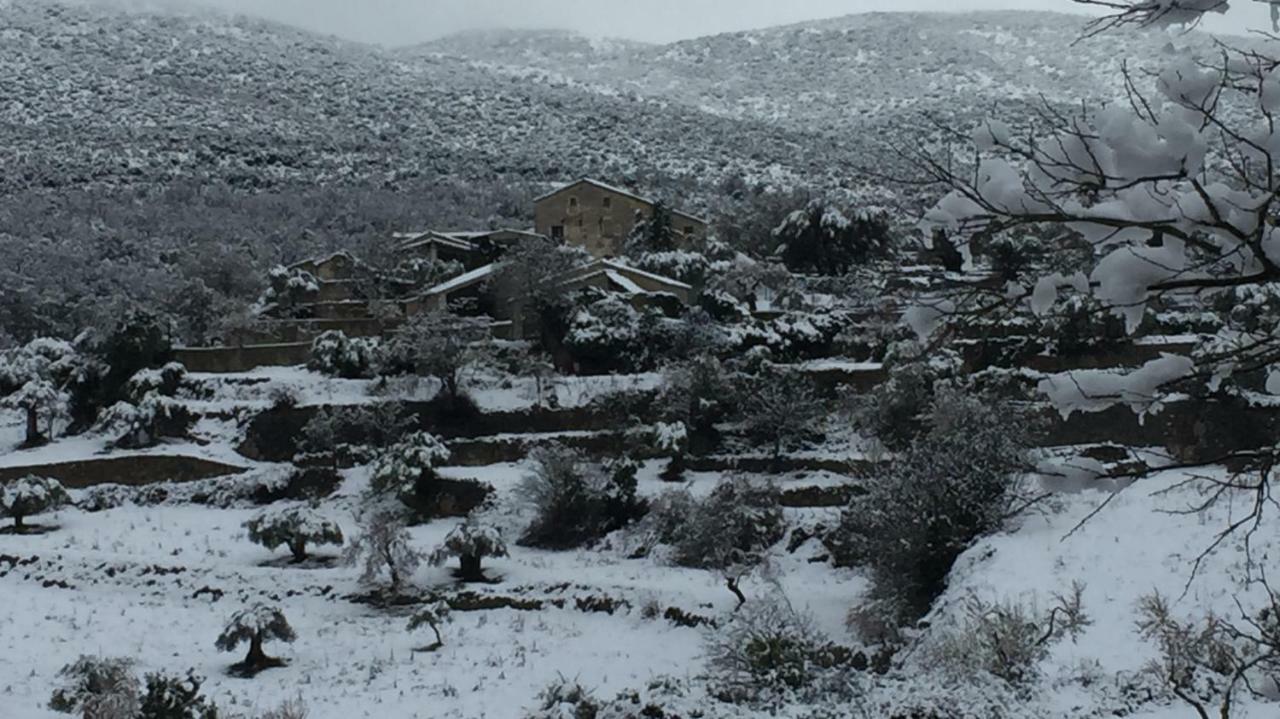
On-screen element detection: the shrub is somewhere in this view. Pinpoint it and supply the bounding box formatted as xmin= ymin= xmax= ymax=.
xmin=518 ymin=446 xmax=648 ymax=550
xmin=831 ymin=389 xmax=1035 ymax=625
xmin=849 ymin=351 xmax=960 ymax=451
xmin=296 ymin=403 xmax=412 ymax=466
xmin=308 ymin=331 xmax=378 ymax=379
xmin=256 ymin=700 xmax=307 ymax=719
xmin=739 ymin=365 xmax=824 ymax=458
xmin=214 ymin=605 xmax=296 ymax=674
xmin=384 ymin=311 xmax=494 ymax=401
xmin=430 ymin=520 xmax=508 ymax=582
xmin=658 ymin=354 xmax=740 ymax=455
xmin=1 ymin=475 xmax=70 ymax=531
xmin=705 ymin=598 xmax=861 ymax=706
xmin=98 ymin=394 xmax=196 ymax=449
xmin=663 ymin=477 xmax=786 ymax=607
xmin=49 ymin=656 xmax=141 ymax=719
xmin=528 ymin=677 xmax=601 ymax=719
xmin=138 ymin=670 xmax=220 ymax=719
xmin=244 ymin=506 xmax=344 ymax=563
xmin=772 ymin=201 xmax=891 ymax=275
xmin=927 ymin=584 xmax=1090 ymax=686
xmin=369 ymin=431 xmax=451 ymax=510
xmin=343 ymin=508 xmax=424 ymax=592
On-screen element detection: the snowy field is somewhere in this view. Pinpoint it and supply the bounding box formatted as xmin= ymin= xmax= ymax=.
xmin=1 ymin=458 xmax=1276 ymax=718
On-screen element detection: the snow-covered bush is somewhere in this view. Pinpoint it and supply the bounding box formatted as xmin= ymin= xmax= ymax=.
xmin=1134 ymin=590 xmax=1280 ymax=718
xmin=384 ymin=310 xmax=494 ymax=401
xmin=849 ymin=347 xmax=962 ymax=451
xmin=256 ymin=699 xmax=308 ymax=719
xmin=1 ymin=475 xmax=70 ymax=531
xmin=97 ymin=392 xmax=195 ymax=449
xmin=430 ymin=520 xmax=508 ymax=582
xmin=49 ymin=656 xmax=141 ymax=719
xmin=629 ymin=250 xmax=712 ymax=287
xmin=518 ymin=446 xmax=648 ymax=550
xmin=343 ymin=508 xmax=424 ymax=592
xmin=832 ymin=389 xmax=1034 ymax=625
xmin=259 ymin=265 xmax=319 ymax=316
xmin=244 ymin=506 xmax=344 ymax=563
xmin=650 ymin=477 xmax=785 ymax=607
xmin=926 ymin=584 xmax=1090 ymax=686
xmin=739 ymin=365 xmax=825 ymax=459
xmin=214 ymin=604 xmax=296 ymax=674
xmin=124 ymin=362 xmax=190 ymax=401
xmin=407 ymin=601 xmax=452 ymax=651
xmin=563 ymin=294 xmax=644 ymax=372
xmin=138 ymin=669 xmax=221 ymax=719
xmin=369 ymin=431 xmax=451 ymax=503
xmin=772 ymin=200 xmax=890 ymax=275
xmin=658 ymin=354 xmax=741 ymax=455
xmin=307 ymin=330 xmax=379 ymax=379
xmin=705 ymin=597 xmax=860 ymax=707
xmin=296 ymin=403 xmax=413 ymax=466
xmin=396 ymin=257 xmax=464 ymax=289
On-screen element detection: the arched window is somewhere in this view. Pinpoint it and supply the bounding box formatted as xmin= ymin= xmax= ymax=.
xmin=568 ymin=196 xmax=579 ymax=213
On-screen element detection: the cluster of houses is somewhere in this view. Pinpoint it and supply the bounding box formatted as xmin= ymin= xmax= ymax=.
xmin=177 ymin=179 xmax=708 ymax=372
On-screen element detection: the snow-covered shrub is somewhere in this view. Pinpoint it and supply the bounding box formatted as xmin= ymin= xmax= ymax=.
xmin=831 ymin=389 xmax=1034 ymax=625
xmin=97 ymin=393 xmax=195 ymax=449
xmin=658 ymin=354 xmax=741 ymax=455
xmin=648 ymin=478 xmax=785 ymax=607
xmin=739 ymin=365 xmax=825 ymax=458
xmin=926 ymin=584 xmax=1090 ymax=686
xmin=849 ymin=348 xmax=962 ymax=451
xmin=772 ymin=200 xmax=890 ymax=275
xmin=518 ymin=446 xmax=648 ymax=550
xmin=407 ymin=601 xmax=452 ymax=651
xmin=1134 ymin=590 xmax=1280 ymax=718
xmin=244 ymin=506 xmax=344 ymax=563
xmin=1036 ymin=293 xmax=1127 ymax=360
xmin=527 ymin=677 xmax=602 ymax=719
xmin=704 ymin=597 xmax=861 ymax=706
xmin=124 ymin=362 xmax=190 ymax=401
xmin=430 ymin=520 xmax=508 ymax=582
xmin=630 ymin=250 xmax=712 ymax=287
xmin=1 ymin=475 xmax=70 ymax=531
xmin=396 ymin=257 xmax=464 ymax=289
xmin=297 ymin=403 xmax=412 ymax=466
xmin=138 ymin=669 xmax=221 ymax=719
xmin=384 ymin=310 xmax=494 ymax=400
xmin=307 ymin=330 xmax=379 ymax=379
xmin=343 ymin=508 xmax=424 ymax=592
xmin=369 ymin=431 xmax=451 ymax=503
xmin=49 ymin=656 xmax=141 ymax=719
xmin=563 ymin=295 xmax=644 ymax=372
xmin=260 ymin=265 xmax=319 ymax=317
xmin=214 ymin=604 xmax=296 ymax=674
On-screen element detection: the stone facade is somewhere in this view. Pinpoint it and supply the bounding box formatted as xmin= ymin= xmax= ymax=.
xmin=534 ymin=179 xmax=707 ymax=258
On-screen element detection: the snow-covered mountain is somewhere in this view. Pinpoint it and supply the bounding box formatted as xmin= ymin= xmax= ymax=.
xmin=0 ymin=2 xmax=1227 ymax=203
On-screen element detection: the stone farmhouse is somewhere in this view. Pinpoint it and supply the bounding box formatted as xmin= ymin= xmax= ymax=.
xmin=534 ymin=178 xmax=708 ymax=258
xmin=176 ymin=179 xmax=704 ymax=372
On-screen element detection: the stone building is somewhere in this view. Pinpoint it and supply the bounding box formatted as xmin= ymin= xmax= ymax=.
xmin=533 ymin=178 xmax=707 ymax=258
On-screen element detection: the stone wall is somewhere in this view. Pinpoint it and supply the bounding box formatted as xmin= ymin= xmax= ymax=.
xmin=0 ymin=455 xmax=247 ymax=488
xmin=534 ymin=181 xmax=704 ymax=258
xmin=175 ymin=343 xmax=311 ymax=373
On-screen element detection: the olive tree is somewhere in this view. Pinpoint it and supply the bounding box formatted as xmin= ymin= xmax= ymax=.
xmin=407 ymin=601 xmax=452 ymax=652
xmin=429 ymin=520 xmax=508 ymax=582
xmin=1 ymin=475 xmax=70 ymax=532
xmin=343 ymin=508 xmax=424 ymax=592
xmin=214 ymin=604 xmax=297 ymax=674
xmin=244 ymin=506 xmax=344 ymax=563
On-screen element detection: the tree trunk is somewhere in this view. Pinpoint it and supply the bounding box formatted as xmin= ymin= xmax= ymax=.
xmin=289 ymin=539 xmax=307 ymax=563
xmin=459 ymin=553 xmax=483 ymax=582
xmin=24 ymin=405 xmax=41 ymax=446
xmin=726 ymin=577 xmax=746 ymax=610
xmin=12 ymin=514 xmax=24 ymax=532
xmin=244 ymin=633 xmax=268 ymax=669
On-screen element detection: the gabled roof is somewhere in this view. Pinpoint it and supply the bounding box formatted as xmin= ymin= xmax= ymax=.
xmin=395 ymin=228 xmax=547 ymax=254
xmin=419 ymin=263 xmax=495 ymax=297
xmin=287 ymin=251 xmax=358 ymax=272
xmin=532 ymin=178 xmax=709 ymax=226
xmin=600 ymin=258 xmax=692 ymax=291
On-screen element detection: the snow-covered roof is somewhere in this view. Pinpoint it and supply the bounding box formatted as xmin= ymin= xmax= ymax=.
xmin=532 ymin=178 xmax=709 ymax=226
xmin=603 ymin=270 xmax=645 ymax=294
xmin=600 ymin=258 xmax=692 ymax=291
xmin=287 ymin=251 xmax=357 ymax=271
xmin=420 ymin=263 xmax=495 ymax=297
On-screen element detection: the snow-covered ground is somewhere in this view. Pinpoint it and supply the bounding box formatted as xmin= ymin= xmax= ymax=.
xmin=1 ymin=458 xmax=1276 ymax=717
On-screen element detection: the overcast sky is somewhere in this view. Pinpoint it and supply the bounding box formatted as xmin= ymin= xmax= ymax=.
xmin=165 ymin=0 xmax=1274 ymax=45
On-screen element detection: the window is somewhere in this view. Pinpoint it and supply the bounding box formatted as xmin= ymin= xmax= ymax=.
xmin=568 ymin=196 xmax=579 ymax=213
xmin=551 ymin=225 xmax=564 ymax=241
xmin=602 ymin=196 xmax=612 ymax=209
xmin=683 ymin=226 xmax=695 ymax=236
